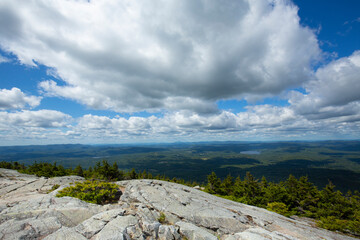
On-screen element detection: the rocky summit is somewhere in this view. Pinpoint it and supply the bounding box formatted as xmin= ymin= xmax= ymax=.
xmin=0 ymin=168 xmax=357 ymax=240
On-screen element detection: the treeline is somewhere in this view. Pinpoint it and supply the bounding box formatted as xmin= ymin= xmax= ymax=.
xmin=0 ymin=160 xmax=198 ymax=186
xmin=206 ymin=171 xmax=360 ymax=236
xmin=1 ymin=160 xmax=359 ymax=236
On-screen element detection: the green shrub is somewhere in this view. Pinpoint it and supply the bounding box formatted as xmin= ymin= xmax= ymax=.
xmin=267 ymin=202 xmax=290 ymax=216
xmin=56 ymin=180 xmax=121 ymax=205
xmin=318 ymin=216 xmax=360 ymax=235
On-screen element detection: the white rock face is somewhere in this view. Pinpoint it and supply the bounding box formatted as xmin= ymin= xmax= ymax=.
xmin=0 ymin=168 xmax=357 ymax=240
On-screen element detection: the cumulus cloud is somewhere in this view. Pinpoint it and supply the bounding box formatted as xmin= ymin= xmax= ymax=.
xmin=0 ymin=0 xmax=320 ymax=113
xmin=314 ymin=51 xmax=360 ymax=106
xmin=72 ymin=111 xmax=241 ymax=138
xmin=0 ymin=87 xmax=42 ymax=110
xmin=66 ymin=107 xmax=358 ymax=141
xmin=290 ymin=51 xmax=360 ymax=120
xmin=73 ymin=107 xmax=308 ymax=138
xmin=0 ymin=110 xmax=73 ymax=145
xmin=1 ymin=106 xmax=359 ymax=144
xmin=0 ymin=110 xmax=71 ymax=128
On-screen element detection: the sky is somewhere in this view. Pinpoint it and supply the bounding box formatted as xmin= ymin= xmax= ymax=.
xmin=0 ymin=0 xmax=359 ymax=145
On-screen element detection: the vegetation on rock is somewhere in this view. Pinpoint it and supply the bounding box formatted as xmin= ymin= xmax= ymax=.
xmin=158 ymin=212 xmax=167 ymax=224
xmin=206 ymin=171 xmax=360 ymax=236
xmin=56 ymin=180 xmax=121 ymax=205
xmin=47 ymin=184 xmax=60 ymax=193
xmin=266 ymin=202 xmax=290 ymax=216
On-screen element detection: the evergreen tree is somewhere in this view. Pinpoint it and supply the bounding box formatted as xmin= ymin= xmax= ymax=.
xmin=260 ymin=176 xmax=268 ymax=189
xmin=221 ymin=173 xmax=234 ymax=195
xmin=263 ymin=182 xmax=289 ymax=206
xmin=74 ymin=165 xmax=84 ymax=177
xmin=128 ymin=168 xmax=138 ymax=179
xmin=242 ymin=172 xmax=262 ymax=205
xmin=233 ymin=176 xmax=245 ymax=199
xmin=207 ymin=172 xmax=221 ymax=194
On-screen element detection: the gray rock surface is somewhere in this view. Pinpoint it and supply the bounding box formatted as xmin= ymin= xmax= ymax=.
xmin=176 ymin=221 xmax=218 ymax=240
xmin=0 ymin=168 xmax=357 ymax=240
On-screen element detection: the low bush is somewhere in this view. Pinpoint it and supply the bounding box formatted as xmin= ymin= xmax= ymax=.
xmin=267 ymin=202 xmax=291 ymax=217
xmin=56 ymin=180 xmax=121 ymax=205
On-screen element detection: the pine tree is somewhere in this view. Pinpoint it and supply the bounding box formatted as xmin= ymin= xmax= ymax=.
xmin=221 ymin=173 xmax=234 ymax=195
xmin=207 ymin=172 xmax=221 ymax=194
xmin=74 ymin=165 xmax=84 ymax=177
xmin=129 ymin=168 xmax=138 ymax=179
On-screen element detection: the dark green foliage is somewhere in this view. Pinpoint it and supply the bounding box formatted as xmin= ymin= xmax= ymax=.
xmin=56 ymin=180 xmax=121 ymax=205
xmin=0 ymin=161 xmax=25 ymax=171
xmin=205 ymin=172 xmax=360 ymax=236
xmin=284 ymin=175 xmax=319 ymax=215
xmin=22 ymin=162 xmax=69 ymax=177
xmin=91 ymin=160 xmax=124 ymax=181
xmin=262 ymin=182 xmax=289 ymax=207
xmin=128 ymin=168 xmax=138 ymax=179
xmin=73 ymin=165 xmax=84 ymax=177
xmin=0 ymin=160 xmax=196 ymax=186
xmin=221 ymin=174 xmax=234 ymax=195
xmin=206 ymin=172 xmax=222 ymax=194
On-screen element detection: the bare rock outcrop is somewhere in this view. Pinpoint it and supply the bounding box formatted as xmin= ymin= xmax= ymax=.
xmin=0 ymin=168 xmax=357 ymax=240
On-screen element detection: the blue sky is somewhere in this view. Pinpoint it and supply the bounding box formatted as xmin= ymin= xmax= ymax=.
xmin=294 ymin=0 xmax=360 ymax=58
xmin=0 ymin=0 xmax=359 ymax=145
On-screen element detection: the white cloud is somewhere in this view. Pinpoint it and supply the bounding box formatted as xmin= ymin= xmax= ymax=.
xmin=0 ymin=0 xmax=320 ymax=113
xmin=69 ymin=107 xmax=359 ymax=141
xmin=0 ymin=110 xmax=71 ymax=128
xmin=0 ymin=109 xmax=72 ymax=144
xmin=72 ymin=111 xmax=240 ymax=139
xmin=237 ymin=105 xmax=297 ymax=128
xmin=0 ymin=87 xmax=42 ymax=110
xmin=290 ymin=51 xmax=360 ymax=120
xmin=314 ymin=51 xmax=360 ymax=106
xmin=0 ymin=112 xmax=73 ymax=146
xmin=0 ymin=0 xmax=359 ymax=145
xmin=1 ymin=107 xmax=359 ymax=145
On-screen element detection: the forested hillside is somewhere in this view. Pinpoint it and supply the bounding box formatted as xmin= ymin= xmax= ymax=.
xmin=1 ymin=141 xmax=360 ymax=192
